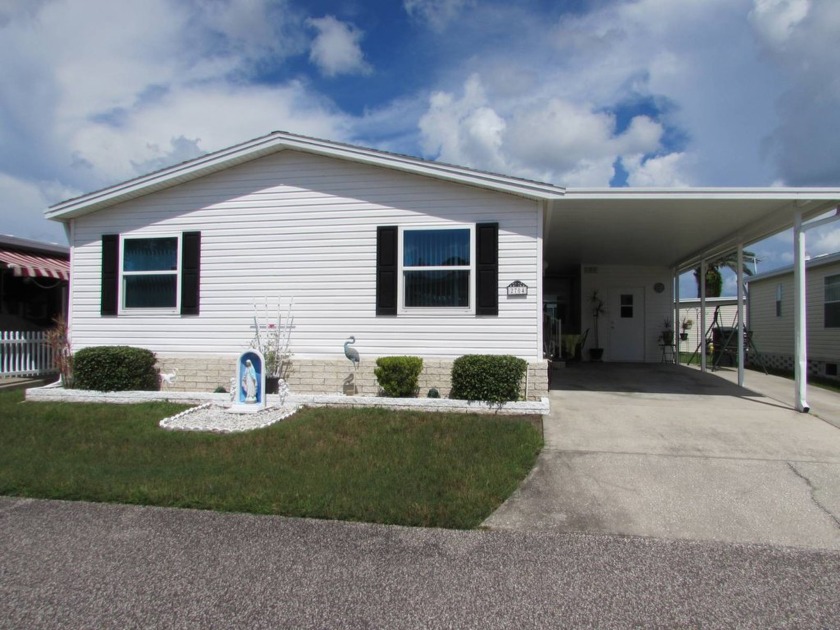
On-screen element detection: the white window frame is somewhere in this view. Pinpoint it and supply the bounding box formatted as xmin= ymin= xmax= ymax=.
xmin=119 ymin=234 xmax=182 ymax=315
xmin=398 ymin=224 xmax=475 ymax=315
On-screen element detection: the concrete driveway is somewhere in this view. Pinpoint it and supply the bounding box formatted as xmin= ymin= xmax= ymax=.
xmin=483 ymin=364 xmax=840 ymax=550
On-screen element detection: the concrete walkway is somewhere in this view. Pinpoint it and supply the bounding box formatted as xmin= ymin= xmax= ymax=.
xmin=483 ymin=364 xmax=840 ymax=550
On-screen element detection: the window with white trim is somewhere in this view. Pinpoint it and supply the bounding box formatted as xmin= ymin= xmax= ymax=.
xmin=399 ymin=226 xmax=474 ymax=312
xmin=825 ymin=274 xmax=840 ymax=328
xmin=121 ymin=235 xmax=181 ymax=311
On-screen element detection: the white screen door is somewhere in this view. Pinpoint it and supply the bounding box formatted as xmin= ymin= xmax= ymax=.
xmin=608 ymin=288 xmax=645 ymax=362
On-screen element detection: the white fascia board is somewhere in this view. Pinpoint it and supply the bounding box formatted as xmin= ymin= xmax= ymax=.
xmin=747 ymin=251 xmax=840 ymax=284
xmin=46 ymin=132 xmax=565 ymax=221
xmin=565 ymin=187 xmax=840 ymax=201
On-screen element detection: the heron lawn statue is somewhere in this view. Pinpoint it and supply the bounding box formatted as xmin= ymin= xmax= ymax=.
xmin=344 ymin=336 xmax=360 ymax=395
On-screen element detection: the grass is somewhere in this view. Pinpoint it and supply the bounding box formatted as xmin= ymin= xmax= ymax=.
xmin=0 ymin=389 xmax=543 ymax=529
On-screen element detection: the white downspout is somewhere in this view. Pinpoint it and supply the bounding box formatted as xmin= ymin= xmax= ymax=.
xmin=737 ymin=244 xmax=745 ymax=387
xmin=700 ymin=259 xmax=707 ymax=372
xmin=793 ymin=211 xmax=809 ymax=412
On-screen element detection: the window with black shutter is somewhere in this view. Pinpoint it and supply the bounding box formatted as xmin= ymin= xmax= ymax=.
xmin=101 ymin=231 xmax=201 ymax=315
xmin=376 ymin=222 xmax=498 ymax=316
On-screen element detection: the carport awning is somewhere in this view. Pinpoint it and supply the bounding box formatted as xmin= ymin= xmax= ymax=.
xmin=0 ymin=249 xmax=70 ymax=280
xmin=544 ymin=189 xmax=840 ymax=271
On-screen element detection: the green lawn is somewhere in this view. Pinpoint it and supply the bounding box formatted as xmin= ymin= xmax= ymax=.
xmin=0 ymin=389 xmax=542 ymax=529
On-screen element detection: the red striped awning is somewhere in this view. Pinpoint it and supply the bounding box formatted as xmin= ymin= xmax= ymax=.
xmin=0 ymin=250 xmax=70 ymax=281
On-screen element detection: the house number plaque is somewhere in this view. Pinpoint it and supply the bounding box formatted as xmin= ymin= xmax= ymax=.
xmin=506 ymin=280 xmax=529 ymax=297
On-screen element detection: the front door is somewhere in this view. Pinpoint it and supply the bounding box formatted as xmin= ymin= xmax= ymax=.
xmin=608 ymin=288 xmax=645 ymax=362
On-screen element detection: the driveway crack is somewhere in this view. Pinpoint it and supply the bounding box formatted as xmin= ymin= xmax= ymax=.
xmin=787 ymin=462 xmax=840 ymax=530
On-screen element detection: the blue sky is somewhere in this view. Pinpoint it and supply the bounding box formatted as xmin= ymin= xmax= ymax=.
xmin=2 ymin=0 xmax=840 ymax=296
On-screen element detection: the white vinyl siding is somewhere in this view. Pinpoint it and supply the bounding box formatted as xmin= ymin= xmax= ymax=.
xmin=677 ymin=299 xmax=743 ymax=352
xmin=69 ymin=150 xmax=541 ymax=360
xmin=748 ymin=260 xmax=840 ymax=361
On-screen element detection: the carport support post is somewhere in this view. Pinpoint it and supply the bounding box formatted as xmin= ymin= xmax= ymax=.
xmin=673 ymin=267 xmax=680 ymax=365
xmin=737 ymin=244 xmax=745 ymax=387
xmin=700 ymin=259 xmax=707 ymax=372
xmin=793 ymin=211 xmax=809 ymax=412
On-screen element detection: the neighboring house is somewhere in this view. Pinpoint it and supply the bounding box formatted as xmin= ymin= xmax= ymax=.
xmin=0 ymin=234 xmax=69 ymax=331
xmin=747 ymin=253 xmax=840 ymax=381
xmin=677 ymin=297 xmax=746 ymax=356
xmin=44 ymin=132 xmax=840 ymax=398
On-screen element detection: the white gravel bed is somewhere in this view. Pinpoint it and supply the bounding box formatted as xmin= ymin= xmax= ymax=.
xmin=26 ymin=384 xmax=549 ymax=415
xmin=159 ymin=402 xmax=301 ymax=433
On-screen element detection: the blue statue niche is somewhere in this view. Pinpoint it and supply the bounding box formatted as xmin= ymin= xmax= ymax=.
xmin=234 ymin=349 xmax=266 ymax=411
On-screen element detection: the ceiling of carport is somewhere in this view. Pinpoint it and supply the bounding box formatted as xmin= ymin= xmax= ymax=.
xmin=543 ymin=189 xmax=840 ymax=273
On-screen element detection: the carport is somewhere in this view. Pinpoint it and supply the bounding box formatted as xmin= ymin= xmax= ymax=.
xmin=541 ymin=188 xmax=840 ymax=412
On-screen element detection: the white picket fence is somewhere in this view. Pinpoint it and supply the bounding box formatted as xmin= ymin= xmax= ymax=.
xmin=0 ymin=330 xmax=57 ymax=377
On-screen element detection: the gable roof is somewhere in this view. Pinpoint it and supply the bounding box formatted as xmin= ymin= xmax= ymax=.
xmin=45 ymin=131 xmax=566 ymax=221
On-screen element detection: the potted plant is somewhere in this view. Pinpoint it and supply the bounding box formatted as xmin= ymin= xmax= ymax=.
xmin=660 ymin=317 xmax=674 ymax=346
xmin=680 ymin=317 xmax=693 ymax=341
xmin=589 ymin=291 xmax=606 ymax=361
xmin=251 ymin=299 xmax=294 ymax=394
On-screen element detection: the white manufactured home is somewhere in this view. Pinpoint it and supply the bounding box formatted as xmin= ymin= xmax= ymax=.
xmin=747 ymin=253 xmax=840 ymax=381
xmin=46 ymin=132 xmax=840 ymax=403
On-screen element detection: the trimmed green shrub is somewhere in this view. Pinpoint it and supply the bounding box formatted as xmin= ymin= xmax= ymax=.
xmin=374 ymin=356 xmax=423 ymax=398
xmin=450 ymin=354 xmax=527 ymax=403
xmin=73 ymin=346 xmax=159 ymax=392
xmin=427 ymin=387 xmax=440 ymax=398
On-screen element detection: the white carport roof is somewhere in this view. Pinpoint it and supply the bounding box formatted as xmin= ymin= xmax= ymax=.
xmin=544 ymin=189 xmax=840 ymax=273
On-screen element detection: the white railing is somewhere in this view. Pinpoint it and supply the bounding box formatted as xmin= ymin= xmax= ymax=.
xmin=0 ymin=331 xmax=57 ymax=377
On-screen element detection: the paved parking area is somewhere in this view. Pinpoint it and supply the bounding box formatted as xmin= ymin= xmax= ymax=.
xmin=483 ymin=364 xmax=840 ymax=550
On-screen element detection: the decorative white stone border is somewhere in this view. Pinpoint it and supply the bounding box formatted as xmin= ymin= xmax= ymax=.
xmin=25 ymin=385 xmax=549 ymax=416
xmin=159 ymin=402 xmax=301 ymax=433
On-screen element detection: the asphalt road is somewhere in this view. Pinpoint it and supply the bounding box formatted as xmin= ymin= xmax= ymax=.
xmin=2 ymin=497 xmax=839 ymax=629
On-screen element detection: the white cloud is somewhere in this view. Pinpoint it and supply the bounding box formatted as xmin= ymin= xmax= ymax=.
xmin=624 ymin=153 xmax=693 ymax=187
xmin=749 ymin=0 xmax=810 ymax=47
xmin=419 ymin=74 xmax=672 ymax=186
xmin=307 ymin=15 xmax=372 ymax=77
xmin=69 ymin=81 xmax=352 ymax=185
xmin=748 ymin=0 xmax=840 ymax=185
xmin=809 ymin=226 xmax=840 ymax=256
xmin=419 ymin=75 xmax=508 ymax=173
xmin=403 ymin=0 xmax=475 ymax=32
xmin=0 ymin=173 xmax=76 ymax=243
xmin=0 ymin=0 xmax=361 ymax=241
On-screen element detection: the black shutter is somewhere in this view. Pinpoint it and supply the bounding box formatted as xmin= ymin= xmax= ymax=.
xmin=181 ymin=231 xmax=201 ymax=316
xmin=376 ymin=226 xmax=398 ymax=316
xmin=476 ymin=223 xmax=499 ymax=316
xmin=101 ymin=234 xmax=119 ymax=316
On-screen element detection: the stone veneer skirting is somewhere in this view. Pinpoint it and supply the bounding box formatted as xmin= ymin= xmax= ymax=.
xmin=747 ymin=353 xmax=840 ymax=382
xmin=155 ymin=356 xmax=550 ymax=402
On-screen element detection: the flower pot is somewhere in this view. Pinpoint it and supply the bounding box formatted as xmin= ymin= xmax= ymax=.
xmin=679 ymin=332 xmax=689 ymax=341
xmin=661 ymin=331 xmax=674 ymax=346
xmin=589 ymin=348 xmax=604 ymax=362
